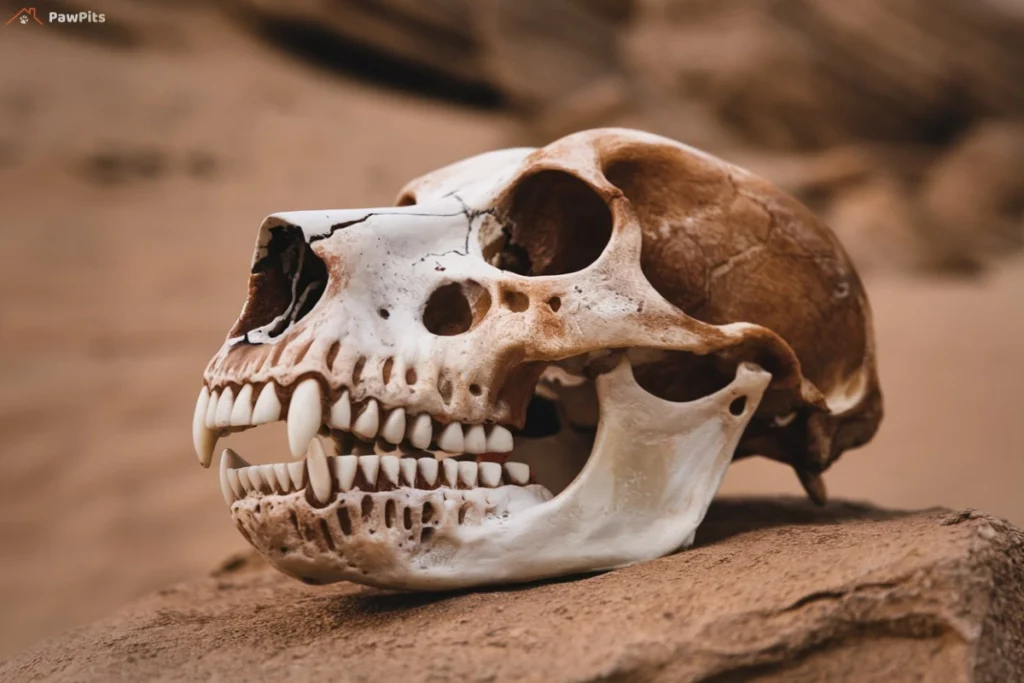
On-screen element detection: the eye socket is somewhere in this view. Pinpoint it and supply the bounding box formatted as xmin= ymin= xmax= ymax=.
xmin=422 ymin=281 xmax=492 ymax=336
xmin=482 ymin=170 xmax=612 ymax=276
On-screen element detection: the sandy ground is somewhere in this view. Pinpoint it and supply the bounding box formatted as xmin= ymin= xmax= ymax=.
xmin=0 ymin=6 xmax=1020 ymax=658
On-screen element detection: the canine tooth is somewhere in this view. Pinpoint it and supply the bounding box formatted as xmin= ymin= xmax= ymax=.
xmin=193 ymin=386 xmax=218 ymax=468
xmin=306 ymin=438 xmax=332 ymax=505
xmin=333 ymin=455 xmax=358 ymax=490
xmin=464 ymin=424 xmax=487 ymax=453
xmin=479 ymin=461 xmax=501 ymax=488
xmin=381 ymin=408 xmax=406 ymax=444
xmin=329 ymin=391 xmax=351 ymax=430
xmin=380 ymin=455 xmax=400 ymax=486
xmin=219 ymin=449 xmax=247 ymax=506
xmin=458 ymin=461 xmax=479 ymax=488
xmin=419 ymin=458 xmax=438 ymax=487
xmin=358 ymin=455 xmax=380 ymax=488
xmin=353 ymin=399 xmax=380 ymax=440
xmin=486 ymin=425 xmax=514 ymax=453
xmin=442 ymin=459 xmax=459 ymax=487
xmin=230 ymin=384 xmax=254 ymax=426
xmin=214 ymin=387 xmax=235 ymax=428
xmin=400 ymin=458 xmax=417 ymax=486
xmin=408 ymin=413 xmax=433 ymax=450
xmin=237 ymin=468 xmax=254 ymax=493
xmin=226 ymin=469 xmax=243 ymax=499
xmin=438 ymin=422 xmax=465 ymax=453
xmin=287 ymin=379 xmax=322 ymax=458
xmin=259 ymin=464 xmax=278 ymax=492
xmin=504 ymin=462 xmax=529 ymax=485
xmin=247 ymin=466 xmax=265 ymax=493
xmin=273 ymin=463 xmax=291 ymax=493
xmin=205 ymin=389 xmax=219 ymax=428
xmin=252 ymin=383 xmax=281 ymax=425
xmin=287 ymin=460 xmax=306 ymax=490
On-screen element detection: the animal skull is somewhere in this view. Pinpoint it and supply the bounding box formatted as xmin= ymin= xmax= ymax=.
xmin=192 ymin=128 xmax=881 ymax=589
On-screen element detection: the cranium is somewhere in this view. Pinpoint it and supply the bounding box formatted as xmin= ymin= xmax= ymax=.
xmin=192 ymin=128 xmax=881 ymax=589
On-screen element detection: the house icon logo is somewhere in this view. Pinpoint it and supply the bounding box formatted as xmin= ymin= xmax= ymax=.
xmin=6 ymin=8 xmax=45 ymax=25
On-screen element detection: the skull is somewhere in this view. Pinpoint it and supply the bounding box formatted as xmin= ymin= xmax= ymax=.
xmin=192 ymin=128 xmax=881 ymax=589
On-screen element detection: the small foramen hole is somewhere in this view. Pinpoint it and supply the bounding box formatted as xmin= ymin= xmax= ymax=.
xmin=385 ymin=500 xmax=397 ymax=528
xmin=547 ymin=296 xmax=561 ymax=312
xmin=423 ymin=281 xmax=491 ymax=336
xmin=405 ymin=368 xmax=418 ymax=385
xmin=729 ymin=397 xmax=747 ymax=416
xmin=422 ymin=502 xmax=435 ymax=523
xmin=378 ymin=308 xmax=390 ymax=319
xmin=382 ymin=357 xmax=394 ymax=385
xmin=501 ymin=290 xmax=529 ymax=312
xmin=469 ymin=384 xmax=482 ymax=396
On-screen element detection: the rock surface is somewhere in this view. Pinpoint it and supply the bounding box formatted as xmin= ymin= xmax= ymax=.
xmin=4 ymin=498 xmax=1022 ymax=682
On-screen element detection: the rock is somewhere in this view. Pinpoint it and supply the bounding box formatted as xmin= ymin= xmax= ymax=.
xmin=3 ymin=498 xmax=1022 ymax=682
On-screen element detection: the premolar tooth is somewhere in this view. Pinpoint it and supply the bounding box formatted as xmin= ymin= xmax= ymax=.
xmin=230 ymin=384 xmax=254 ymax=426
xmin=457 ymin=461 xmax=478 ymax=488
xmin=219 ymin=449 xmax=247 ymax=506
xmin=419 ymin=458 xmax=439 ymax=487
xmin=214 ymin=387 xmax=235 ymax=428
xmin=259 ymin=464 xmax=278 ymax=493
xmin=287 ymin=460 xmax=306 ymax=490
xmin=192 ymin=386 xmax=218 ymax=468
xmin=358 ymin=455 xmax=380 ymax=489
xmin=306 ymin=438 xmax=332 ymax=505
xmin=464 ymin=424 xmax=487 ymax=453
xmin=353 ymin=399 xmax=380 ymax=440
xmin=334 ymin=455 xmax=358 ymax=490
xmin=226 ymin=469 xmax=243 ymax=499
xmin=287 ymin=379 xmax=322 ymax=459
xmin=486 ymin=425 xmax=514 ymax=453
xmin=400 ymin=458 xmax=417 ymax=487
xmin=329 ymin=391 xmax=351 ymax=430
xmin=442 ymin=459 xmax=459 ymax=487
xmin=408 ymin=414 xmax=432 ymax=450
xmin=479 ymin=461 xmax=501 ymax=488
xmin=247 ymin=466 xmax=265 ymax=493
xmin=237 ymin=468 xmax=254 ymax=493
xmin=273 ymin=463 xmax=291 ymax=493
xmin=504 ymin=462 xmax=529 ymax=485
xmin=381 ymin=408 xmax=406 ymax=444
xmin=380 ymin=455 xmax=400 ymax=486
xmin=252 ymin=384 xmax=281 ymax=425
xmin=205 ymin=389 xmax=219 ymax=429
xmin=438 ymin=423 xmax=464 ymax=453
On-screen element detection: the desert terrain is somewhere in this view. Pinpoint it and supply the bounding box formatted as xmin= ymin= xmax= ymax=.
xmin=0 ymin=2 xmax=1020 ymax=658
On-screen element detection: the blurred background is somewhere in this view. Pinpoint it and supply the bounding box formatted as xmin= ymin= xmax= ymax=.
xmin=1 ymin=0 xmax=1021 ymax=657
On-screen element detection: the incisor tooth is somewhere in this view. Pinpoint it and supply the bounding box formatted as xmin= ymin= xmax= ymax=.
xmin=358 ymin=455 xmax=380 ymax=488
xmin=330 ymin=391 xmax=351 ymax=430
xmin=419 ymin=458 xmax=438 ymax=487
xmin=408 ymin=414 xmax=432 ymax=450
xmin=381 ymin=408 xmax=406 ymax=444
xmin=479 ymin=461 xmax=501 ymax=487
xmin=205 ymin=389 xmax=219 ymax=429
xmin=333 ymin=455 xmax=358 ymax=490
xmin=353 ymin=399 xmax=380 ymax=440
xmin=458 ymin=461 xmax=478 ymax=488
xmin=486 ymin=425 xmax=514 ymax=453
xmin=219 ymin=449 xmax=247 ymax=506
xmin=464 ymin=424 xmax=486 ymax=453
xmin=273 ymin=463 xmax=291 ymax=493
xmin=400 ymin=458 xmax=417 ymax=487
xmin=230 ymin=384 xmax=254 ymax=426
xmin=442 ymin=459 xmax=459 ymax=487
xmin=252 ymin=384 xmax=281 ymax=425
xmin=306 ymin=438 xmax=332 ymax=505
xmin=193 ymin=386 xmax=218 ymax=468
xmin=287 ymin=460 xmax=306 ymax=490
xmin=504 ymin=462 xmax=529 ymax=485
xmin=287 ymin=379 xmax=322 ymax=459
xmin=380 ymin=455 xmax=400 ymax=486
xmin=214 ymin=387 xmax=235 ymax=428
xmin=438 ymin=423 xmax=464 ymax=453
xmin=226 ymin=469 xmax=243 ymax=499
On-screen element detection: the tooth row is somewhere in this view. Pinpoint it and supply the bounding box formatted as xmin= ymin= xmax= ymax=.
xmin=194 ymin=380 xmax=515 ymax=468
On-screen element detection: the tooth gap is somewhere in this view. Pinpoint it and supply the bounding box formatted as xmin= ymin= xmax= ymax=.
xmin=729 ymin=396 xmax=748 ymax=416
xmin=385 ymin=499 xmax=397 ymax=528
xmin=405 ymin=368 xmax=417 ymax=385
xmin=438 ymin=377 xmax=453 ymax=403
xmin=337 ymin=506 xmax=353 ymax=535
xmin=547 ymin=296 xmax=562 ymax=312
xmin=469 ymin=384 xmax=482 ymax=396
xmin=361 ymin=495 xmax=373 ymax=520
xmin=318 ymin=519 xmax=336 ymax=551
xmin=422 ymin=501 xmax=436 ymax=523
xmin=382 ymin=357 xmax=394 ymax=385
xmin=325 ymin=341 xmax=341 ymax=370
xmin=352 ymin=356 xmax=367 ymax=386
xmin=403 ymin=506 xmax=413 ymax=530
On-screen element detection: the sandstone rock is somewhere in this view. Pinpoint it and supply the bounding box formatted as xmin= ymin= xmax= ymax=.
xmin=3 ymin=498 xmax=1022 ymax=682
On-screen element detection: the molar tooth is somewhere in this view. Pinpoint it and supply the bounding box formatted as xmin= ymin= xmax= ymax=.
xmin=464 ymin=424 xmax=487 ymax=453
xmin=287 ymin=379 xmax=322 ymax=459
xmin=287 ymin=460 xmax=306 ymax=490
xmin=418 ymin=458 xmax=438 ymax=487
xmin=230 ymin=384 xmax=254 ymax=426
xmin=408 ymin=414 xmax=432 ymax=450
xmin=479 ymin=461 xmax=501 ymax=488
xmin=380 ymin=455 xmax=400 ymax=486
xmin=333 ymin=455 xmax=358 ymax=491
xmin=486 ymin=425 xmax=514 ymax=453
xmin=381 ymin=408 xmax=406 ymax=444
xmin=205 ymin=389 xmax=219 ymax=429
xmin=273 ymin=463 xmax=292 ymax=493
xmin=400 ymin=458 xmax=417 ymax=487
xmin=192 ymin=386 xmax=218 ymax=468
xmin=252 ymin=383 xmax=282 ymax=425
xmin=504 ymin=462 xmax=529 ymax=485
xmin=358 ymin=455 xmax=380 ymax=489
xmin=352 ymin=399 xmax=380 ymax=440
xmin=329 ymin=391 xmax=351 ymax=430
xmin=214 ymin=387 xmax=235 ymax=428
xmin=438 ymin=422 xmax=465 ymax=453
xmin=442 ymin=459 xmax=459 ymax=487
xmin=457 ymin=461 xmax=479 ymax=488
xmin=306 ymin=438 xmax=332 ymax=505
xmin=219 ymin=449 xmax=248 ymax=506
